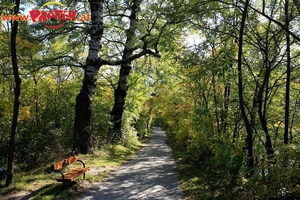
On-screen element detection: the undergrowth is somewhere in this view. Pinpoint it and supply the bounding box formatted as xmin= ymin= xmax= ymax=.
xmin=0 ymin=142 xmax=142 ymax=200
xmin=168 ymin=133 xmax=300 ymax=200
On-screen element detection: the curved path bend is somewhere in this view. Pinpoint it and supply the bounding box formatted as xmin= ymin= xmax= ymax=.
xmin=78 ymin=126 xmax=184 ymax=200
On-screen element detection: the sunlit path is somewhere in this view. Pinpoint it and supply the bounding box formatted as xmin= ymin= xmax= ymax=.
xmin=78 ymin=126 xmax=184 ymax=200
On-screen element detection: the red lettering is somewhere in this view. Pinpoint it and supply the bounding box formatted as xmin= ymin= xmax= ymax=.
xmin=68 ymin=10 xmax=76 ymax=21
xmin=11 ymin=15 xmax=19 ymax=21
xmin=54 ymin=10 xmax=63 ymax=20
xmin=29 ymin=10 xmax=40 ymax=22
xmin=47 ymin=10 xmax=58 ymax=20
xmin=4 ymin=14 xmax=30 ymax=22
xmin=19 ymin=15 xmax=29 ymax=21
xmin=78 ymin=14 xmax=86 ymax=21
xmin=1 ymin=15 xmax=11 ymax=21
xmin=61 ymin=11 xmax=68 ymax=20
xmin=86 ymin=14 xmax=91 ymax=21
xmin=78 ymin=14 xmax=91 ymax=21
xmin=28 ymin=8 xmax=82 ymax=28
xmin=38 ymin=11 xmax=48 ymax=22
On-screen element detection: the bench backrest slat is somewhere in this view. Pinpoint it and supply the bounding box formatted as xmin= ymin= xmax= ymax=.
xmin=51 ymin=156 xmax=78 ymax=170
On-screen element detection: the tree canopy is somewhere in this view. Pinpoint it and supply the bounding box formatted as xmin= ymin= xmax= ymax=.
xmin=1 ymin=0 xmax=300 ymax=198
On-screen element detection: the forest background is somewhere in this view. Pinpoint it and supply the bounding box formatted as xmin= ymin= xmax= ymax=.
xmin=1 ymin=0 xmax=300 ymax=199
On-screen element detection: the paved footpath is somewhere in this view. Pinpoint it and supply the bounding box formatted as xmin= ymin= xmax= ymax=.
xmin=78 ymin=126 xmax=185 ymax=200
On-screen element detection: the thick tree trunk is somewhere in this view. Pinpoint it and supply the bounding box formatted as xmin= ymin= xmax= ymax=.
xmin=108 ymin=0 xmax=142 ymax=143
xmin=6 ymin=0 xmax=21 ymax=187
xmin=108 ymin=62 xmax=132 ymax=142
xmin=73 ymin=0 xmax=104 ymax=154
xmin=237 ymin=0 xmax=254 ymax=175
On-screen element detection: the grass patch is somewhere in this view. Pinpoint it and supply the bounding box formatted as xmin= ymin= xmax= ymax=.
xmin=0 ymin=142 xmax=142 ymax=200
xmin=171 ymin=145 xmax=244 ymax=200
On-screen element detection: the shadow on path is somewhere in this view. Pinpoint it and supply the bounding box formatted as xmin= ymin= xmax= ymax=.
xmin=78 ymin=126 xmax=184 ymax=200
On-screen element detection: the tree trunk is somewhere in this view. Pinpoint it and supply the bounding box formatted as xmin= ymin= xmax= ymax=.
xmin=108 ymin=0 xmax=142 ymax=143
xmin=237 ymin=0 xmax=254 ymax=175
xmin=284 ymin=0 xmax=291 ymax=144
xmin=73 ymin=0 xmax=104 ymax=154
xmin=6 ymin=0 xmax=21 ymax=187
xmin=33 ymin=76 xmax=39 ymax=126
xmin=212 ymin=68 xmax=220 ymax=134
xmin=289 ymin=91 xmax=300 ymax=142
xmin=108 ymin=62 xmax=132 ymax=143
xmin=257 ymin=59 xmax=274 ymax=157
xmin=221 ymin=64 xmax=231 ymax=135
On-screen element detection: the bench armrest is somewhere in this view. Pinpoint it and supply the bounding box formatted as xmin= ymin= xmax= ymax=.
xmin=77 ymin=159 xmax=86 ymax=168
xmin=52 ymin=169 xmax=65 ymax=180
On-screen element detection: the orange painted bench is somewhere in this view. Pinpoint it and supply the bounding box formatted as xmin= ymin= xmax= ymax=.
xmin=50 ymin=156 xmax=89 ymax=187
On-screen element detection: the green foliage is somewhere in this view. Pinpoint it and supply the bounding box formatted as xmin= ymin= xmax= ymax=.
xmin=147 ymin=0 xmax=300 ymax=197
xmin=240 ymin=144 xmax=300 ymax=199
xmin=135 ymin=108 xmax=151 ymax=140
xmin=0 ymin=144 xmax=140 ymax=199
xmin=1 ymin=0 xmax=300 ymax=199
xmin=121 ymin=113 xmax=140 ymax=148
xmin=9 ymin=75 xmax=80 ymax=170
xmin=108 ymin=144 xmax=135 ymax=157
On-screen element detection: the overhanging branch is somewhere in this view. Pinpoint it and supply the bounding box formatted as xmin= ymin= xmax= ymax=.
xmin=248 ymin=5 xmax=300 ymax=42
xmin=98 ymin=48 xmax=160 ymax=66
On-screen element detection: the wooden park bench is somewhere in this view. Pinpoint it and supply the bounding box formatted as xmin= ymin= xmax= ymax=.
xmin=50 ymin=155 xmax=89 ymax=188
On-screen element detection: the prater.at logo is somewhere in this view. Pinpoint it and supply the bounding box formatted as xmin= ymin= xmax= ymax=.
xmin=1 ymin=1 xmax=90 ymax=29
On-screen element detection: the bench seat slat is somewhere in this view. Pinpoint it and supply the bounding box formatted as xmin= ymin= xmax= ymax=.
xmin=52 ymin=156 xmax=78 ymax=170
xmin=56 ymin=168 xmax=89 ymax=182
